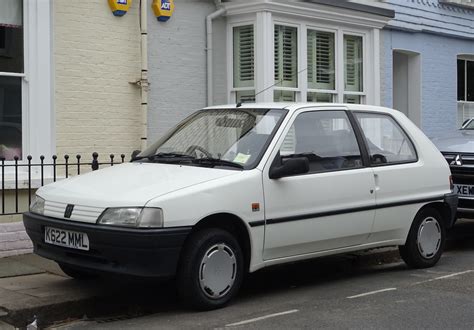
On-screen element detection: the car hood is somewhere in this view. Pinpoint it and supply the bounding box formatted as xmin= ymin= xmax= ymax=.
xmin=38 ymin=162 xmax=241 ymax=207
xmin=431 ymin=130 xmax=474 ymax=154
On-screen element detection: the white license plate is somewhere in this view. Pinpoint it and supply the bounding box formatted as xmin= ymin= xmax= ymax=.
xmin=455 ymin=184 xmax=474 ymax=197
xmin=44 ymin=227 xmax=90 ymax=251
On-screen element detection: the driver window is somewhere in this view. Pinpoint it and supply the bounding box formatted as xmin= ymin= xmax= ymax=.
xmin=354 ymin=112 xmax=417 ymax=165
xmin=280 ymin=110 xmax=363 ymax=173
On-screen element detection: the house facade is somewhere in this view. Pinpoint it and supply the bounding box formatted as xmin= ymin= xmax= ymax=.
xmin=147 ymin=0 xmax=394 ymax=140
xmin=380 ymin=0 xmax=474 ymax=136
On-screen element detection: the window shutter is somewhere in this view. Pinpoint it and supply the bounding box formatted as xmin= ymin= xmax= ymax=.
xmin=307 ymin=30 xmax=335 ymax=90
xmin=344 ymin=35 xmax=363 ymax=92
xmin=233 ymin=25 xmax=254 ymax=88
xmin=274 ymin=25 xmax=297 ymax=88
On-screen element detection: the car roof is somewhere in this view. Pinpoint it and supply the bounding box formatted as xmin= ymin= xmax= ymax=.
xmin=203 ymin=102 xmax=394 ymax=114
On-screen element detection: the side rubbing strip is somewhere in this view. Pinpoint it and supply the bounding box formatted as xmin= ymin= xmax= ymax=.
xmin=266 ymin=196 xmax=444 ymax=225
xmin=249 ymin=220 xmax=265 ymax=227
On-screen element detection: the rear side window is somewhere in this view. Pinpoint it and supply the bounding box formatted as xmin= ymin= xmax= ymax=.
xmin=354 ymin=112 xmax=417 ymax=165
xmin=280 ymin=110 xmax=363 ymax=173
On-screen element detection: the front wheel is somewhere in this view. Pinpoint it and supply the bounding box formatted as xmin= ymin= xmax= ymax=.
xmin=399 ymin=208 xmax=445 ymax=268
xmin=177 ymin=228 xmax=244 ymax=310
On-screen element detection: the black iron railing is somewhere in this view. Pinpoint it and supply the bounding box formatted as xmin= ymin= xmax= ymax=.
xmin=0 ymin=152 xmax=126 ymax=216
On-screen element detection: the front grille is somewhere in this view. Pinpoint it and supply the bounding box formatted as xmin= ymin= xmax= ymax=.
xmin=442 ymin=152 xmax=474 ymax=184
xmin=443 ymin=152 xmax=474 ymax=167
xmin=44 ymin=200 xmax=105 ymax=223
xmin=459 ymin=198 xmax=474 ymax=209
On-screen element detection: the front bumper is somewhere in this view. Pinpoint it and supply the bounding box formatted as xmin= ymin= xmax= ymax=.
xmin=23 ymin=212 xmax=191 ymax=278
xmin=444 ymin=192 xmax=458 ymax=227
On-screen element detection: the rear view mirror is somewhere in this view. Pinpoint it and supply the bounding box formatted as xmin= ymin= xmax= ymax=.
xmin=269 ymin=157 xmax=309 ymax=179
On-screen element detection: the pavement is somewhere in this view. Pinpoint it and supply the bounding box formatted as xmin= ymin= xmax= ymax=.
xmin=0 ymin=220 xmax=470 ymax=329
xmin=0 ymin=254 xmax=128 ymax=328
xmin=0 ymin=247 xmax=400 ymax=329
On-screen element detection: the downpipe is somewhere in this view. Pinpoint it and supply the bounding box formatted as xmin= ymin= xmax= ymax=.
xmin=206 ymin=1 xmax=225 ymax=106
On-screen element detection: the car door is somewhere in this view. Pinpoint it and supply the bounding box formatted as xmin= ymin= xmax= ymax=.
xmin=262 ymin=109 xmax=376 ymax=260
xmin=353 ymin=112 xmax=423 ymax=243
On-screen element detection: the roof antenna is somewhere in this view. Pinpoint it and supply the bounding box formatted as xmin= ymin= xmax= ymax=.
xmin=236 ymin=102 xmax=242 ymax=107
xmin=253 ymin=67 xmax=308 ymax=100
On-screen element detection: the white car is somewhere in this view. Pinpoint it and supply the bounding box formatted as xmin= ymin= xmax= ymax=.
xmin=24 ymin=103 xmax=457 ymax=310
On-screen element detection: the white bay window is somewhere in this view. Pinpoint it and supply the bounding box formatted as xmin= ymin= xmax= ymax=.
xmin=227 ymin=2 xmax=385 ymax=106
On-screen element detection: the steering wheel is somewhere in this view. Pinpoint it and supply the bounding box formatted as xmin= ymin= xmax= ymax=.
xmin=186 ymin=145 xmax=212 ymax=158
xmin=371 ymin=153 xmax=387 ymax=164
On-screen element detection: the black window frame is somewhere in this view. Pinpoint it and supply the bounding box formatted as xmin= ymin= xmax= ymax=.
xmin=351 ymin=111 xmax=419 ymax=167
xmin=271 ymin=109 xmax=367 ymax=176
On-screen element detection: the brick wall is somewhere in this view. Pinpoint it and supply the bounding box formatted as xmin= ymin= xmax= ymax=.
xmin=54 ymin=0 xmax=142 ymax=160
xmin=147 ymin=0 xmax=217 ymax=141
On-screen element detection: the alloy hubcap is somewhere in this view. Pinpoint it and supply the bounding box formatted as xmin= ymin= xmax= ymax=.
xmin=199 ymin=243 xmax=236 ymax=299
xmin=417 ymin=217 xmax=441 ymax=259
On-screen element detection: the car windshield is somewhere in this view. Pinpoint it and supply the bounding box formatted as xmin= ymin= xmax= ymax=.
xmin=137 ymin=108 xmax=287 ymax=169
xmin=461 ymin=119 xmax=474 ymax=130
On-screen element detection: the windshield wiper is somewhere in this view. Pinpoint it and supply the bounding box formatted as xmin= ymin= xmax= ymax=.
xmin=192 ymin=157 xmax=244 ymax=169
xmin=132 ymin=152 xmax=195 ymax=161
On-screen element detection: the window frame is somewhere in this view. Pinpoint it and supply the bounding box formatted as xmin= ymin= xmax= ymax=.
xmin=229 ymin=21 xmax=256 ymax=104
xmin=456 ymin=55 xmax=474 ymax=126
xmin=0 ymin=0 xmax=53 ymax=179
xmin=457 ymin=57 xmax=474 ymax=102
xmin=341 ymin=31 xmax=366 ymax=104
xmin=351 ymin=111 xmax=419 ymax=167
xmin=306 ymin=25 xmax=338 ymax=103
xmin=271 ymin=109 xmax=369 ymax=176
xmin=272 ymin=21 xmax=300 ymax=102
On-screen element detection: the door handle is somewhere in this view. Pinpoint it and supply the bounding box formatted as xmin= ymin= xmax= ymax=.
xmin=374 ymin=173 xmax=380 ymax=191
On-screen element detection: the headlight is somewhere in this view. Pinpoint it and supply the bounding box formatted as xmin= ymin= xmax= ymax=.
xmin=30 ymin=195 xmax=45 ymax=215
xmin=97 ymin=207 xmax=164 ymax=228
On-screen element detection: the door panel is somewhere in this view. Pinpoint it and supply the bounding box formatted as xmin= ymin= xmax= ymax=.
xmin=262 ymin=110 xmax=375 ymax=260
xmin=263 ymin=169 xmax=376 ymax=260
xmin=354 ymin=112 xmax=422 ymax=243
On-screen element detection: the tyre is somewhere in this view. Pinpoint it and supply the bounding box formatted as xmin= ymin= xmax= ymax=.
xmin=399 ymin=208 xmax=445 ymax=268
xmin=58 ymin=262 xmax=98 ymax=280
xmin=177 ymin=228 xmax=244 ymax=310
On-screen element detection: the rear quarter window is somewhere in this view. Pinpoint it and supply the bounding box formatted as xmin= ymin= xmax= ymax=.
xmin=354 ymin=112 xmax=417 ymax=165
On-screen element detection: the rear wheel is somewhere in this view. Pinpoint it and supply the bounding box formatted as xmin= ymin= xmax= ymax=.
xmin=399 ymin=208 xmax=445 ymax=268
xmin=177 ymin=228 xmax=244 ymax=310
xmin=58 ymin=262 xmax=98 ymax=280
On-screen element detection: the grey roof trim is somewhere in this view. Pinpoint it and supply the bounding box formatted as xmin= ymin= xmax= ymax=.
xmin=304 ymin=0 xmax=395 ymax=18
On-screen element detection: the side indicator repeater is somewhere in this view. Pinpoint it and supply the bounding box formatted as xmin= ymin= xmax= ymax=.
xmin=252 ymin=203 xmax=260 ymax=212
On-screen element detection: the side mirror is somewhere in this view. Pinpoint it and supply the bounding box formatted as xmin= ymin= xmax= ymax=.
xmin=131 ymin=150 xmax=142 ymax=161
xmin=269 ymin=157 xmax=309 ymax=179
